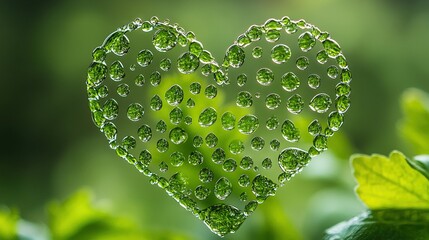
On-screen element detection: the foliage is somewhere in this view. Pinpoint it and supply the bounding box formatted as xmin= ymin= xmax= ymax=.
xmin=0 ymin=207 xmax=18 ymax=240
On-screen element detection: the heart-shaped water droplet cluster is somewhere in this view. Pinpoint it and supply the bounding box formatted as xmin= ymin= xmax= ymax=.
xmin=86 ymin=16 xmax=351 ymax=237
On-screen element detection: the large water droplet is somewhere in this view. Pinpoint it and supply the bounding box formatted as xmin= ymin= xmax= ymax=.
xmin=169 ymin=127 xmax=188 ymax=144
xmin=251 ymin=136 xmax=265 ymax=151
xmin=286 ymin=94 xmax=304 ymax=114
xmin=177 ymin=52 xmax=200 ymax=74
xmin=156 ymin=138 xmax=169 ymax=152
xmin=246 ymin=25 xmax=263 ymax=41
xmin=87 ymin=62 xmax=107 ymax=86
xmin=165 ymin=85 xmax=184 ymax=106
xmin=313 ymin=134 xmax=328 ymax=151
xmin=223 ymin=159 xmax=237 ymax=172
xmin=189 ymin=40 xmax=203 ymax=56
xmin=169 ymin=107 xmax=183 ymax=124
xmin=188 ymin=150 xmax=204 ymax=165
xmin=156 ymin=120 xmax=167 ymax=133
xmin=200 ymin=204 xmax=246 ymax=237
xmin=308 ymin=119 xmax=322 ymax=136
xmin=139 ymin=149 xmax=152 ymax=166
xmin=323 ymin=39 xmax=341 ymax=58
xmin=199 ymin=168 xmax=214 ymax=183
xmin=193 ymin=135 xmax=203 ymax=148
xmin=252 ymin=175 xmax=277 ymax=200
xmin=226 ymin=45 xmax=245 ymax=68
xmin=137 ymin=49 xmax=153 ymax=67
xmin=205 ymin=133 xmax=218 ymax=148
xmin=152 ymin=29 xmax=177 ymax=52
xmin=238 ymin=174 xmax=250 ymax=187
xmin=271 ymin=44 xmax=291 ymax=64
xmin=127 ymin=103 xmax=144 ymax=121
xmin=240 ymin=156 xmax=253 ymax=170
xmin=308 ymin=74 xmax=321 ymax=89
xmin=109 ymin=60 xmax=125 ymax=81
xmin=281 ymin=72 xmax=300 ymax=92
xmin=190 ymin=82 xmax=201 ymax=95
xmin=195 ymin=185 xmax=210 ymax=200
xmin=236 ymin=91 xmax=253 ymax=108
xmin=327 ymin=65 xmax=339 ymax=79
xmin=103 ymin=31 xmax=130 ymax=56
xmin=170 ymin=151 xmax=185 ymax=167
xmin=269 ymin=139 xmax=280 ymax=151
xmin=212 ymin=148 xmax=226 ymax=164
xmin=102 ymin=99 xmax=119 ymax=120
xmin=199 ymin=107 xmax=217 ymax=127
xmin=150 ymin=95 xmax=163 ymax=111
xmin=221 ymin=112 xmax=236 ymax=130
xmin=262 ymin=158 xmax=272 ymax=169
xmin=214 ymin=177 xmax=233 ymax=200
xmin=252 ymin=46 xmax=263 ymax=59
xmin=137 ymin=124 xmax=152 ymax=142
xmin=266 ymin=116 xmax=279 ymax=130
xmin=102 ymin=122 xmax=117 ymax=141
xmin=265 ymin=30 xmax=281 ymax=42
xmin=205 ymin=85 xmax=217 ymax=99
xmin=256 ymin=68 xmax=274 ymax=86
xmin=229 ymin=140 xmax=245 ymax=154
xmin=309 ymin=93 xmax=332 ymax=113
xmin=328 ymin=111 xmax=344 ymax=131
xmin=238 ymin=115 xmax=259 ymax=134
xmin=160 ymin=58 xmax=172 ymax=71
xmin=265 ymin=93 xmax=281 ymax=109
xmin=298 ymin=32 xmax=316 ymax=52
xmin=135 ymin=74 xmax=145 ymax=86
xmin=335 ymin=95 xmax=351 ymax=113
xmin=150 ymin=71 xmax=161 ymax=86
xmin=281 ymin=120 xmax=300 ymax=142
xmin=296 ymin=56 xmax=309 ymax=70
xmin=278 ymin=147 xmax=310 ymax=172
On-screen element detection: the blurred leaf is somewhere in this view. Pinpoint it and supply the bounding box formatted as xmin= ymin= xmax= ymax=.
xmin=352 ymin=151 xmax=429 ymax=209
xmin=324 ymin=209 xmax=429 ymax=240
xmin=407 ymin=155 xmax=429 ymax=181
xmin=0 ymin=207 xmax=18 ymax=240
xmin=398 ymin=88 xmax=429 ymax=154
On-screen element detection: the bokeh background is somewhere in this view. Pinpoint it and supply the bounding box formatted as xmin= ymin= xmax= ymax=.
xmin=1 ymin=0 xmax=429 ymax=239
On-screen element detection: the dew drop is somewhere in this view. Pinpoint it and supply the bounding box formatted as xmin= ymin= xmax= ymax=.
xmin=264 ymin=18 xmax=282 ymax=30
xmin=150 ymin=71 xmax=161 ymax=86
xmin=251 ymin=175 xmax=277 ymax=200
xmin=195 ymin=186 xmax=210 ymax=200
xmin=193 ymin=136 xmax=203 ymax=148
xmin=262 ymin=158 xmax=272 ymax=169
xmin=323 ymin=39 xmax=341 ymax=58
xmin=189 ymin=40 xmax=203 ymax=56
xmin=177 ymin=52 xmax=200 ymax=74
xmin=127 ymin=103 xmax=144 ymax=121
xmin=170 ymin=152 xmax=185 ymax=167
xmin=160 ymin=58 xmax=172 ymax=71
xmin=278 ymin=147 xmax=310 ymax=172
xmin=156 ymin=120 xmax=167 ymax=133
xmin=265 ymin=30 xmax=281 ymax=42
xmin=184 ymin=116 xmax=192 ymax=125
xmin=281 ymin=72 xmax=300 ymax=92
xmin=308 ymin=74 xmax=321 ymax=89
xmin=298 ymin=32 xmax=316 ymax=52
xmin=251 ymin=136 xmax=265 ymax=151
xmin=266 ymin=116 xmax=280 ymax=130
xmin=337 ymin=55 xmax=348 ymax=68
xmin=316 ymin=50 xmax=329 ymax=64
xmin=223 ymin=159 xmax=237 ymax=172
xmin=102 ymin=122 xmax=117 ymax=141
xmin=244 ymin=201 xmax=258 ymax=216
xmin=188 ymin=150 xmax=204 ymax=165
xmin=122 ymin=136 xmax=136 ymax=150
xmin=87 ymin=62 xmax=107 ymax=86
xmin=156 ymin=138 xmax=169 ymax=152
xmin=271 ymin=44 xmax=291 ymax=64
xmin=286 ymin=94 xmax=304 ymax=114
xmin=229 ymin=140 xmax=245 ymax=155
xmin=165 ymin=84 xmax=184 ymax=106
xmin=102 ymin=99 xmax=119 ymax=120
xmin=240 ymin=192 xmax=248 ymax=202
xmin=308 ymin=119 xmax=322 ymax=136
xmin=212 ymin=148 xmax=226 ymax=164
xmin=139 ymin=149 xmax=152 ymax=166
xmin=116 ymin=83 xmax=130 ymax=97
xmin=169 ymin=107 xmax=183 ymax=124
xmin=152 ymin=28 xmax=177 ymax=52
xmin=200 ymin=50 xmax=214 ymax=64
xmin=137 ymin=49 xmax=153 ymax=67
xmin=270 ymin=139 xmax=280 ymax=151
xmin=205 ymin=85 xmax=217 ymax=99
xmin=247 ymin=25 xmax=263 ymax=41
xmin=252 ymin=46 xmax=263 ymax=58
xmin=129 ymin=64 xmax=136 ymax=71
xmin=92 ymin=47 xmax=106 ymax=62
xmin=186 ymin=98 xmax=195 ymax=108
xmin=236 ymin=91 xmax=253 ymax=108
xmin=237 ymin=115 xmax=259 ymax=134
xmin=328 ymin=111 xmax=344 ymax=131
xmin=150 ymin=95 xmax=163 ymax=111
xmin=296 ymin=56 xmax=309 ymax=70
xmin=141 ymin=21 xmax=153 ymax=32
xmin=221 ymin=112 xmax=236 ymax=130
xmin=205 ymin=133 xmax=218 ymax=148
xmin=200 ymin=204 xmax=246 ymax=237
xmin=313 ymin=134 xmax=328 ymax=151
xmin=159 ymin=161 xmax=169 ymax=172
xmin=240 ymin=156 xmax=254 ymax=170
xmin=336 ymin=83 xmax=351 ymax=96
xmin=336 ymin=95 xmax=351 ymax=113
xmin=135 ymin=74 xmax=145 ymax=86
xmin=238 ymin=174 xmax=250 ymax=187
xmin=103 ymin=31 xmax=130 ymax=56
xmin=169 ymin=127 xmax=188 ymax=144
xmin=97 ymin=85 xmax=109 ymax=99
xmin=265 ymin=93 xmax=281 ymax=110
xmin=190 ymin=82 xmax=201 ymax=95
xmin=198 ymin=107 xmax=217 ymax=127
xmin=327 ymin=65 xmax=339 ymax=79
xmin=137 ymin=124 xmax=152 ymax=142
xmin=109 ymin=60 xmax=125 ymax=81
xmin=256 ymin=68 xmax=274 ymax=86
xmin=199 ymin=168 xmax=214 ymax=183
xmin=285 ymin=20 xmax=298 ymax=34
xmin=341 ymin=68 xmax=352 ymax=83
xmin=237 ymin=74 xmax=247 ymax=87
xmin=226 ymin=45 xmax=245 ymax=68
xmin=281 ymin=120 xmax=300 ymax=142
xmin=214 ymin=177 xmax=232 ymax=200
xmin=310 ymin=93 xmax=332 ymax=113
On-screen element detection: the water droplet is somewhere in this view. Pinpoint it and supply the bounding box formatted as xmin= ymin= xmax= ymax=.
xmin=298 ymin=32 xmax=316 ymax=52
xmin=316 ymin=50 xmax=329 ymax=64
xmin=159 ymin=161 xmax=169 ymax=172
xmin=184 ymin=116 xmax=192 ymax=125
xmin=281 ymin=72 xmax=300 ymax=92
xmin=251 ymin=175 xmax=277 ymax=200
xmin=262 ymin=158 xmax=272 ymax=169
xmin=256 ymin=68 xmax=274 ymax=86
xmin=281 ymin=120 xmax=300 ymax=142
xmin=102 ymin=99 xmax=119 ymax=120
xmin=244 ymin=201 xmax=258 ymax=216
xmin=195 ymin=186 xmax=210 ymax=200
xmin=122 ymin=135 xmax=136 ymax=150
xmin=336 ymin=83 xmax=351 ymax=96
xmin=221 ymin=112 xmax=236 ymax=131
xmin=156 ymin=138 xmax=169 ymax=152
xmin=170 ymin=152 xmax=185 ymax=167
xmin=150 ymin=71 xmax=161 ymax=86
xmin=150 ymin=95 xmax=163 ymax=111
xmin=229 ymin=140 xmax=245 ymax=155
xmin=139 ymin=149 xmax=152 ymax=166
xmin=310 ymin=93 xmax=332 ymax=113
xmin=201 ymin=64 xmax=211 ymax=76
xmin=296 ymin=56 xmax=309 ymax=70
xmin=240 ymin=192 xmax=248 ymax=202
xmin=141 ymin=21 xmax=153 ymax=32
xmin=214 ymin=177 xmax=232 ymax=200
xmin=135 ymin=74 xmax=145 ymax=86
xmin=109 ymin=60 xmax=125 ymax=81
xmin=226 ymin=45 xmax=245 ymax=68
xmin=340 ymin=68 xmax=352 ymax=83
xmin=102 ymin=122 xmax=117 ymax=141
xmin=323 ymin=39 xmax=341 ymax=58
xmin=236 ymin=91 xmax=253 ymax=108
xmin=286 ymin=94 xmax=304 ymax=114
xmin=328 ymin=111 xmax=344 ymax=131
xmin=199 ymin=168 xmax=214 ymax=183
xmin=313 ymin=134 xmax=328 ymax=151
xmin=127 ymin=103 xmax=144 ymax=121
xmin=169 ymin=127 xmax=188 ymax=144
xmin=266 ymin=116 xmax=279 ymax=130
xmin=212 ymin=148 xmax=226 ymax=164
xmin=92 ymin=47 xmax=106 ymax=62
xmin=200 ymin=50 xmax=214 ymax=64
xmin=269 ymin=139 xmax=280 ymax=151
xmin=205 ymin=85 xmax=217 ymax=99
xmin=336 ymin=95 xmax=351 ymax=113
xmin=186 ymin=98 xmax=195 ymax=108
xmin=265 ymin=30 xmax=281 ymax=42
xmin=165 ymin=85 xmax=184 ymax=106
xmin=264 ymin=18 xmax=282 ymax=30
xmin=103 ymin=31 xmax=130 ymax=56
xmin=156 ymin=120 xmax=167 ymax=133
xmin=327 ymin=65 xmax=339 ymax=79
xmin=129 ymin=64 xmax=136 ymax=71
xmin=200 ymin=204 xmax=246 ymax=237
xmin=265 ymin=93 xmax=281 ymax=109
xmin=237 ymin=74 xmax=247 ymax=87
xmin=152 ymin=29 xmax=177 ymax=52
xmin=285 ymin=20 xmax=298 ymax=34
xmin=193 ymin=136 xmax=203 ymax=148
xmin=168 ymin=172 xmax=188 ymax=195
xmin=116 ymin=83 xmax=130 ymax=97
xmin=177 ymin=33 xmax=188 ymax=46
xmin=308 ymin=74 xmax=321 ymax=89
xmin=271 ymin=44 xmax=292 ymax=64
xmin=169 ymin=107 xmax=183 ymax=124
xmin=190 ymin=82 xmax=201 ymax=95
xmin=223 ymin=159 xmax=237 ymax=172
xmin=240 ymin=156 xmax=253 ymax=170
xmin=177 ymin=52 xmax=200 ymax=74
xmin=251 ymin=136 xmax=265 ymax=151
xmin=204 ymin=133 xmax=218 ymax=148
xmin=337 ymin=55 xmax=348 ymax=68
xmin=247 ymin=25 xmax=263 ymax=41
xmin=238 ymin=115 xmax=259 ymax=134
xmin=308 ymin=119 xmax=322 ymax=136
xmin=160 ymin=58 xmax=172 ymax=71
xmin=188 ymin=150 xmax=204 ymax=165
xmin=238 ymin=174 xmax=250 ymax=187
xmin=278 ymin=147 xmax=310 ymax=172
xmin=252 ymin=46 xmax=263 ymax=58
xmin=198 ymin=107 xmax=217 ymax=127
xmin=137 ymin=49 xmax=153 ymax=67
xmin=87 ymin=62 xmax=107 ymax=87
xmin=137 ymin=124 xmax=152 ymax=142
xmin=189 ymin=40 xmax=203 ymax=56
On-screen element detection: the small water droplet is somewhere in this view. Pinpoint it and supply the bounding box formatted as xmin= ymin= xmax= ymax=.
xmin=188 ymin=150 xmax=204 ymax=165
xmin=237 ymin=74 xmax=247 ymax=87
xmin=337 ymin=55 xmax=348 ymax=68
xmin=103 ymin=31 xmax=130 ymax=56
xmin=212 ymin=148 xmax=226 ymax=164
xmin=129 ymin=64 xmax=136 ymax=71
xmin=310 ymin=93 xmax=332 ymax=113
xmin=169 ymin=127 xmax=188 ymax=144
xmin=256 ymin=68 xmax=274 ymax=86
xmin=240 ymin=192 xmax=248 ymax=201
xmin=327 ymin=65 xmax=339 ymax=79
xmin=246 ymin=25 xmax=263 ymax=41
xmin=340 ymin=68 xmax=352 ymax=83
xmin=296 ymin=56 xmax=309 ymax=70
xmin=251 ymin=175 xmax=277 ymax=200
xmin=160 ymin=58 xmax=172 ymax=71
xmin=335 ymin=96 xmax=351 ymax=113
xmin=252 ymin=46 xmax=263 ymax=58
xmin=278 ymin=147 xmax=310 ymax=172
xmin=286 ymin=94 xmax=304 ymax=114
xmin=169 ymin=107 xmax=183 ymax=125
xmin=244 ymin=201 xmax=258 ymax=216
xmin=313 ymin=134 xmax=328 ymax=151
xmin=92 ymin=47 xmax=106 ymax=62
xmin=308 ymin=119 xmax=322 ymax=136
xmin=195 ymin=185 xmax=210 ymax=200
xmin=214 ymin=177 xmax=232 ymax=200
xmin=150 ymin=95 xmax=163 ymax=111
xmin=205 ymin=133 xmax=218 ymax=148
xmin=150 ymin=71 xmax=161 ymax=86
xmin=97 ymin=85 xmax=109 ymax=99
xmin=152 ymin=29 xmax=177 ymax=52
xmin=193 ymin=136 xmax=203 ymax=148
xmin=238 ymin=174 xmax=250 ymax=187
xmin=102 ymin=99 xmax=119 ymax=120
xmin=102 ymin=122 xmax=117 ymax=141
xmin=177 ymin=52 xmax=200 ymax=74
xmin=269 ymin=139 xmax=280 ymax=151
xmin=240 ymin=156 xmax=253 ymax=170
xmin=328 ymin=111 xmax=344 ymax=131
xmin=281 ymin=120 xmax=300 ymax=142
xmin=137 ymin=49 xmax=153 ymax=67
xmin=316 ymin=50 xmax=329 ymax=64
xmin=336 ymin=83 xmax=351 ymax=96
xmin=223 ymin=159 xmax=237 ymax=172
xmin=323 ymin=39 xmax=341 ymax=58
xmin=236 ymin=91 xmax=253 ymax=108
xmin=139 ymin=149 xmax=152 ymax=166
xmin=281 ymin=72 xmax=300 ymax=92
xmin=190 ymin=82 xmax=201 ymax=95
xmin=226 ymin=45 xmax=245 ymax=68
xmin=238 ymin=115 xmax=259 ymax=134
xmin=298 ymin=32 xmax=316 ymax=52
xmin=135 ymin=74 xmax=145 ymax=86
xmin=199 ymin=168 xmax=214 ymax=183
xmin=205 ymin=85 xmax=217 ymax=99
xmin=159 ymin=161 xmax=169 ymax=172
xmin=165 ymin=85 xmax=184 ymax=106
xmin=186 ymin=98 xmax=195 ymax=108
xmin=156 ymin=138 xmax=169 ymax=152
xmin=199 ymin=107 xmax=217 ymax=127
xmin=265 ymin=93 xmax=281 ymax=109
xmin=121 ymin=136 xmax=136 ymax=150
xmin=116 ymin=83 xmax=130 ymax=97
xmin=109 ymin=60 xmax=125 ymax=81
xmin=184 ymin=116 xmax=192 ymax=125
xmin=127 ymin=103 xmax=144 ymax=121
xmin=265 ymin=30 xmax=281 ymax=42
xmin=156 ymin=120 xmax=167 ymax=133
xmin=229 ymin=140 xmax=245 ymax=154
xmin=266 ymin=116 xmax=279 ymax=130
xmin=141 ymin=21 xmax=153 ymax=32
xmin=170 ymin=152 xmax=185 ymax=167
xmin=308 ymin=74 xmax=321 ymax=89
xmin=251 ymin=136 xmax=265 ymax=151
xmin=220 ymin=112 xmax=236 ymax=130
xmin=189 ymin=40 xmax=203 ymax=56
xmin=271 ymin=44 xmax=292 ymax=64
xmin=262 ymin=158 xmax=272 ymax=169
xmin=200 ymin=50 xmax=214 ymax=64
xmin=137 ymin=124 xmax=152 ymax=142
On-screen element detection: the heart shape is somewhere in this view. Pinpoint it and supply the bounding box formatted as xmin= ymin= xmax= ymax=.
xmin=86 ymin=16 xmax=351 ymax=237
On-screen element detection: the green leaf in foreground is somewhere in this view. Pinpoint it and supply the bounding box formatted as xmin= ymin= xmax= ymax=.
xmin=324 ymin=209 xmax=429 ymax=240
xmin=398 ymin=88 xmax=429 ymax=154
xmin=0 ymin=207 xmax=18 ymax=240
xmin=352 ymin=151 xmax=429 ymax=209
xmin=407 ymin=155 xmax=429 ymax=181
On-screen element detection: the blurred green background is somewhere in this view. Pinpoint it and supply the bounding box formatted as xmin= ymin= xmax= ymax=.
xmin=1 ymin=0 xmax=429 ymax=239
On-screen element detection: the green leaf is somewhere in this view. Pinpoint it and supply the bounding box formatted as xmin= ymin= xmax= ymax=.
xmin=351 ymin=151 xmax=429 ymax=209
xmin=0 ymin=207 xmax=19 ymax=240
xmin=398 ymin=88 xmax=429 ymax=154
xmin=407 ymin=155 xmax=429 ymax=181
xmin=324 ymin=209 xmax=429 ymax=240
